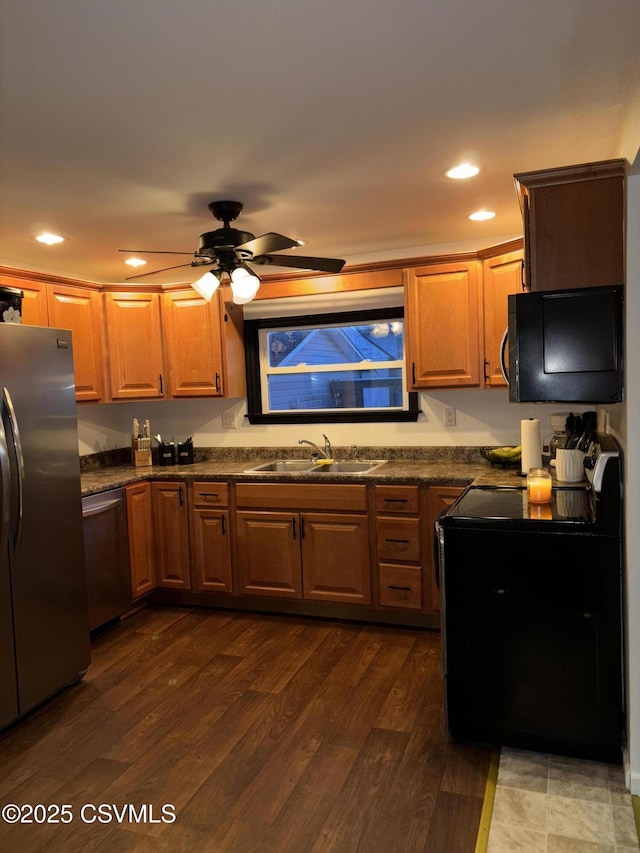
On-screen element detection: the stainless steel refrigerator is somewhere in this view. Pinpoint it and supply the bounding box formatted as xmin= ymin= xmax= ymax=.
xmin=0 ymin=323 xmax=90 ymax=729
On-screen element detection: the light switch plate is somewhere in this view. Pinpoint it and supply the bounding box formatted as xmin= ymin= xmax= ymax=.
xmin=222 ymin=412 xmax=237 ymax=429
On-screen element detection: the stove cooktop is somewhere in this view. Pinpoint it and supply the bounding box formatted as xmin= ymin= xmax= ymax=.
xmin=444 ymin=486 xmax=596 ymax=525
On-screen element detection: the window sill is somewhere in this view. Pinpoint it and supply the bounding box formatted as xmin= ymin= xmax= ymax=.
xmin=246 ymin=408 xmax=421 ymax=425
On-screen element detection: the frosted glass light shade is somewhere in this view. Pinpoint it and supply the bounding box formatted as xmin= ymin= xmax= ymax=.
xmin=230 ymin=267 xmax=260 ymax=303
xmin=191 ymin=270 xmax=221 ymax=301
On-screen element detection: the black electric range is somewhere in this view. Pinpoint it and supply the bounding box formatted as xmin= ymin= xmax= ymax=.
xmin=436 ymin=433 xmax=623 ymax=763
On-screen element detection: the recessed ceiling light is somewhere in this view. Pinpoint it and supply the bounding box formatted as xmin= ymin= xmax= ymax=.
xmin=468 ymin=209 xmax=496 ymax=221
xmin=36 ymin=232 xmax=64 ymax=245
xmin=124 ymin=258 xmax=147 ymax=268
xmin=446 ymin=163 xmax=480 ymax=180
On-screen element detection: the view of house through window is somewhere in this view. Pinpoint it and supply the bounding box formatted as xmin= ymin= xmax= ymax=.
xmin=259 ymin=317 xmax=405 ymax=414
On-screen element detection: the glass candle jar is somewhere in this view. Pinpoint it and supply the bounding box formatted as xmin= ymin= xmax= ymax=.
xmin=527 ymin=468 xmax=552 ymax=503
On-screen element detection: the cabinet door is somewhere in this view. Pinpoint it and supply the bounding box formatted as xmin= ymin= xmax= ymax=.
xmin=192 ymin=510 xmax=232 ymax=593
xmin=162 ymin=289 xmax=224 ymax=397
xmin=0 ymin=275 xmax=49 ymax=326
xmin=426 ymin=485 xmax=464 ymax=613
xmin=104 ymin=292 xmax=164 ymax=399
xmin=125 ymin=482 xmax=156 ymax=599
xmin=515 ymin=160 xmax=625 ymax=292
xmin=47 ymin=283 xmax=106 ymax=401
xmin=151 ymin=482 xmax=190 ymax=590
xmin=301 ymin=513 xmax=371 ymax=605
xmin=482 ymin=250 xmax=523 ymax=387
xmin=236 ymin=511 xmax=302 ymax=598
xmin=406 ymin=261 xmax=482 ymax=388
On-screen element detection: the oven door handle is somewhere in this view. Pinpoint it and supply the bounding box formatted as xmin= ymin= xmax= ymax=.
xmin=433 ymin=511 xmax=448 ymax=590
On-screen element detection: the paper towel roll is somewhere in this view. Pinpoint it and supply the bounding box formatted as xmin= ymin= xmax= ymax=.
xmin=521 ymin=418 xmax=542 ymax=474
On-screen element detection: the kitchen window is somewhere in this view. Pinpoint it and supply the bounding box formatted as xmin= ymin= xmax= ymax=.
xmin=244 ymin=308 xmax=419 ymax=424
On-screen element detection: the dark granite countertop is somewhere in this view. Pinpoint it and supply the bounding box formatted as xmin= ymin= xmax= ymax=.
xmin=80 ymin=450 xmax=530 ymax=496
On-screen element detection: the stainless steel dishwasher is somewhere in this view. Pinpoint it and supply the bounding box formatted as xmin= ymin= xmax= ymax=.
xmin=82 ymin=489 xmax=131 ymax=631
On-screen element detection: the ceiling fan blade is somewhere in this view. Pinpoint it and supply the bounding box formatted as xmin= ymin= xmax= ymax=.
xmin=119 ymin=248 xmax=196 ymax=256
xmin=237 ymin=232 xmax=300 ymax=256
xmin=124 ymin=261 xmax=207 ymax=281
xmin=252 ymin=254 xmax=346 ymax=274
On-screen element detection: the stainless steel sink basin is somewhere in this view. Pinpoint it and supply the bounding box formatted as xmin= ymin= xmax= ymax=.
xmin=244 ymin=460 xmax=316 ymax=473
xmin=244 ymin=459 xmax=387 ymax=474
xmin=312 ymin=460 xmax=387 ymax=473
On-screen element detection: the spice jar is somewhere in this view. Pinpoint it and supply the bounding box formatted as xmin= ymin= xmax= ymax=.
xmin=526 ymin=468 xmax=552 ymax=503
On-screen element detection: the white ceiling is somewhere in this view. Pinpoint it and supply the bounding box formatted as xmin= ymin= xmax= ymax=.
xmin=1 ymin=0 xmax=639 ymax=285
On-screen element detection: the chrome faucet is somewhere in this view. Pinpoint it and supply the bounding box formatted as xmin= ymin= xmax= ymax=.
xmin=298 ymin=434 xmax=332 ymax=459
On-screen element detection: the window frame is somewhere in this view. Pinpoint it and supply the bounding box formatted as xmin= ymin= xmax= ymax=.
xmin=244 ymin=307 xmax=420 ymax=425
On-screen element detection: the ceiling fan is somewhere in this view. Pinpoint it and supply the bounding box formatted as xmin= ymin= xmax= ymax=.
xmin=119 ymin=200 xmax=346 ymax=304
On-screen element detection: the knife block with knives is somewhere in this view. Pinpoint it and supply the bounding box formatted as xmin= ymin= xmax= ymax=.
xmin=132 ymin=417 xmax=152 ymax=467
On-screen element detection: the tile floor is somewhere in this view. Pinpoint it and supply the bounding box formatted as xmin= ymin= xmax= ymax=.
xmin=486 ymin=748 xmax=640 ymax=852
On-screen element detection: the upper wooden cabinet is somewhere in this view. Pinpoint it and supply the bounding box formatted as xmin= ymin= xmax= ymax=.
xmin=0 ymin=274 xmax=49 ymax=327
xmin=104 ymin=291 xmax=165 ymax=399
xmin=514 ymin=159 xmax=625 ymax=292
xmin=481 ymin=249 xmax=523 ymax=388
xmin=161 ymin=286 xmax=246 ymax=399
xmin=46 ymin=283 xmax=106 ymax=402
xmin=405 ymin=260 xmax=483 ymax=389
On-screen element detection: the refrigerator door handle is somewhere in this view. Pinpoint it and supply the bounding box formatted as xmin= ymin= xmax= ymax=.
xmin=3 ymin=387 xmax=24 ymax=553
xmin=0 ymin=394 xmax=10 ymax=557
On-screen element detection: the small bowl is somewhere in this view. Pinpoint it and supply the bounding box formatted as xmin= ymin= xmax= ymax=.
xmin=479 ymin=446 xmax=522 ymax=468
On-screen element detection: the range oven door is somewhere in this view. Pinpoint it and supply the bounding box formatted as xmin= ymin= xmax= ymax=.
xmin=437 ymin=516 xmax=622 ymax=763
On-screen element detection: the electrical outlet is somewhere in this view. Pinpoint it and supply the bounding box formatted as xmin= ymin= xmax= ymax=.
xmin=222 ymin=411 xmax=236 ymax=429
xmin=445 ymin=407 xmax=456 ymax=427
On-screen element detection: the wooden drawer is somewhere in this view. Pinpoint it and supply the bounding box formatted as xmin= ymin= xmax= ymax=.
xmin=374 ymin=485 xmax=419 ymax=515
xmin=192 ymin=481 xmax=229 ymax=507
xmin=376 ymin=517 xmax=421 ymax=562
xmin=379 ymin=564 xmax=422 ymax=610
xmin=235 ymin=482 xmax=367 ymax=512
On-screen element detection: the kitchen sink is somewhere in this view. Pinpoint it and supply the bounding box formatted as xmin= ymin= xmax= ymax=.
xmin=244 ymin=460 xmax=317 ymax=473
xmin=244 ymin=459 xmax=387 ymax=475
xmin=311 ymin=460 xmax=387 ymax=473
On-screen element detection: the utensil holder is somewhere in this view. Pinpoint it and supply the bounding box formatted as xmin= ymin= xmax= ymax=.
xmin=158 ymin=443 xmax=176 ymax=466
xmin=177 ymin=443 xmax=194 ymax=465
xmin=555 ymin=449 xmax=585 ymax=483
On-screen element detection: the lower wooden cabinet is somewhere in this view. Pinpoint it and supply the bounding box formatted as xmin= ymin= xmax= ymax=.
xmin=236 ymin=511 xmax=302 ymax=598
xmin=191 ymin=482 xmax=232 ymax=593
xmin=375 ymin=485 xmax=424 ymax=611
xmin=301 ymin=513 xmax=371 ymax=604
xmin=236 ymin=510 xmax=370 ymax=603
xmin=235 ymin=482 xmax=371 ymax=604
xmin=151 ymin=481 xmax=190 ymax=589
xmin=117 ymin=476 xmax=465 ymax=623
xmin=125 ymin=481 xmax=156 ymax=599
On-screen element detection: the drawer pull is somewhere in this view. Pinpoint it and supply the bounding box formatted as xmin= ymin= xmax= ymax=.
xmin=201 ymin=492 xmax=220 ymax=500
xmin=388 ymin=584 xmax=412 ymax=591
xmin=385 ymin=538 xmax=410 ymax=544
xmin=384 ymin=498 xmax=408 ymax=503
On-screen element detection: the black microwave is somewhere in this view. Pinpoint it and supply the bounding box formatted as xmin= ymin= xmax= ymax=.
xmin=508 ymin=285 xmax=623 ymax=403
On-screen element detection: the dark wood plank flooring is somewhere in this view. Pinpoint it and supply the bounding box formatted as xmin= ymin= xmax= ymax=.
xmin=0 ymin=607 xmax=491 ymax=852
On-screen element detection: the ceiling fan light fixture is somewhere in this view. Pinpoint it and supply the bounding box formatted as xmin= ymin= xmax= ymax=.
xmin=124 ymin=257 xmax=147 ymax=268
xmin=230 ymin=267 xmax=261 ymax=304
xmin=191 ymin=269 xmax=221 ymax=302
